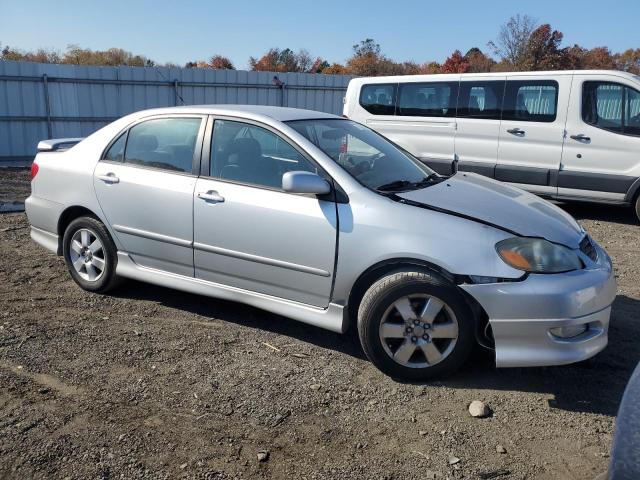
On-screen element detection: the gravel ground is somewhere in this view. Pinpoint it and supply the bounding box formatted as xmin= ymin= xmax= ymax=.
xmin=0 ymin=168 xmax=30 ymax=203
xmin=1 ymin=193 xmax=639 ymax=479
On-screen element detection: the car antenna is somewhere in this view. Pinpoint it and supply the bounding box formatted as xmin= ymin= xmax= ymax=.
xmin=451 ymin=156 xmax=459 ymax=176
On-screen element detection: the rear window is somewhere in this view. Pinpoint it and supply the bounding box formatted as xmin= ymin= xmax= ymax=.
xmin=359 ymin=84 xmax=396 ymax=115
xmin=502 ymin=80 xmax=558 ymax=122
xmin=123 ymin=117 xmax=202 ymax=173
xmin=397 ymin=82 xmax=458 ymax=117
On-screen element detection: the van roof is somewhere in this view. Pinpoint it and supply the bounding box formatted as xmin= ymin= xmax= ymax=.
xmin=347 ymin=70 xmax=640 ymax=85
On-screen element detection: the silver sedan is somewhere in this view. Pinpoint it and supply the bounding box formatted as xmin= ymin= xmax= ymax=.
xmin=26 ymin=105 xmax=616 ymax=379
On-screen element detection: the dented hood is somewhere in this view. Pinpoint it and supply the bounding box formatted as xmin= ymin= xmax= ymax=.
xmin=397 ymin=172 xmax=584 ymax=248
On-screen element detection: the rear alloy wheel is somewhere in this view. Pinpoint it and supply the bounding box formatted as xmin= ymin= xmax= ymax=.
xmin=69 ymin=228 xmax=106 ymax=282
xmin=357 ymin=270 xmax=475 ymax=380
xmin=63 ymin=216 xmax=119 ymax=293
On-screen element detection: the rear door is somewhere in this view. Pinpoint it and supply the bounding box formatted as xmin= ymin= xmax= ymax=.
xmin=496 ymin=75 xmax=570 ymax=197
xmin=454 ymin=77 xmax=506 ymax=178
xmin=192 ymin=117 xmax=337 ymax=307
xmin=94 ymin=115 xmax=205 ymax=277
xmin=560 ymin=74 xmax=640 ymax=202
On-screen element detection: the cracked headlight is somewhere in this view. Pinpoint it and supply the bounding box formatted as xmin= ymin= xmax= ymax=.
xmin=496 ymin=237 xmax=582 ymax=273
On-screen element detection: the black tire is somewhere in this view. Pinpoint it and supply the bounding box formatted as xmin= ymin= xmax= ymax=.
xmin=62 ymin=216 xmax=119 ymax=293
xmin=635 ymin=194 xmax=640 ymax=223
xmin=357 ymin=269 xmax=475 ymax=380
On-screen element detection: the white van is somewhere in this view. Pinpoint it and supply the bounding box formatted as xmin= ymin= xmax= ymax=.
xmin=344 ymin=70 xmax=640 ymax=220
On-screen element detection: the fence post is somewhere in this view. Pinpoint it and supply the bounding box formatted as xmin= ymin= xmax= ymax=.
xmin=42 ymin=74 xmax=53 ymax=139
xmin=173 ymin=79 xmax=179 ymax=106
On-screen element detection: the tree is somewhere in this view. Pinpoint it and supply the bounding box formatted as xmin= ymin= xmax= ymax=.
xmin=441 ymin=50 xmax=470 ymax=73
xmin=420 ymin=61 xmax=442 ymax=74
xmin=208 ymin=55 xmax=234 ymax=69
xmin=521 ymin=24 xmax=565 ymax=70
xmin=61 ymin=45 xmax=153 ymax=66
xmin=345 ymin=38 xmax=396 ymax=76
xmin=249 ymin=48 xmax=317 ymax=72
xmin=310 ymin=58 xmax=330 ymax=73
xmin=616 ymin=48 xmax=640 ymax=74
xmin=464 ymin=47 xmax=495 ymax=73
xmin=488 ymin=14 xmax=538 ymax=68
xmin=321 ymin=63 xmax=349 ymax=75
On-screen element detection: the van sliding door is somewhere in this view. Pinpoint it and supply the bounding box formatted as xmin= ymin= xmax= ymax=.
xmin=496 ymin=75 xmax=570 ymax=197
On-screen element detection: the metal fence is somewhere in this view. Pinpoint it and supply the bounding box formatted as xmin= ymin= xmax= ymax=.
xmin=0 ymin=60 xmax=354 ymax=165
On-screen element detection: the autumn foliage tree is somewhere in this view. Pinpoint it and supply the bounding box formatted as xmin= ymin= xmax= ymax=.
xmin=248 ymin=48 xmax=324 ymax=73
xmin=2 ymin=20 xmax=640 ymax=76
xmin=440 ymin=50 xmax=470 ymax=73
xmin=520 ymin=24 xmax=565 ymax=70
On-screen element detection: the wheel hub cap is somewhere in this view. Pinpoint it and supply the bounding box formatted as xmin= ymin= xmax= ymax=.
xmin=378 ymin=294 xmax=459 ymax=369
xmin=69 ymin=228 xmax=105 ymax=282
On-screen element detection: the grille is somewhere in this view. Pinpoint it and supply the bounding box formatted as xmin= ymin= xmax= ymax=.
xmin=579 ymin=235 xmax=598 ymax=262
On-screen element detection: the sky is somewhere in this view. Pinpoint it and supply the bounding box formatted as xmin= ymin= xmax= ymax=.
xmin=1 ymin=0 xmax=639 ymax=69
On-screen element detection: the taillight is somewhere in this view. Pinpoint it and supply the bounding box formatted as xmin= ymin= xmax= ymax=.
xmin=30 ymin=161 xmax=39 ymax=180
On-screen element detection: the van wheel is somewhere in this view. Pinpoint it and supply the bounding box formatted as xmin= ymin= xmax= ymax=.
xmin=357 ymin=270 xmax=475 ymax=380
xmin=62 ymin=216 xmax=119 ymax=293
xmin=635 ymin=194 xmax=640 ymax=223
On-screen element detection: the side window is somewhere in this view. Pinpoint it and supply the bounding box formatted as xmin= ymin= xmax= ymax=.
xmin=582 ymin=82 xmax=623 ymax=133
xmin=359 ymin=84 xmax=397 ymax=115
xmin=457 ymin=81 xmax=505 ymax=120
xmin=103 ymin=132 xmax=126 ymax=162
xmin=502 ymin=80 xmax=558 ymax=122
xmin=123 ymin=117 xmax=202 ymax=173
xmin=210 ymin=120 xmax=317 ymax=189
xmin=397 ymin=82 xmax=458 ymax=117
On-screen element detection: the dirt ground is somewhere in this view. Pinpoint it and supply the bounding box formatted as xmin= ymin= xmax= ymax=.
xmin=1 ymin=171 xmax=639 ymax=479
xmin=0 ymin=168 xmax=30 ymax=204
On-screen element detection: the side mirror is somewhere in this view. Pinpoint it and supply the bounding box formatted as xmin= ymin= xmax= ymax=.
xmin=282 ymin=171 xmax=331 ymax=195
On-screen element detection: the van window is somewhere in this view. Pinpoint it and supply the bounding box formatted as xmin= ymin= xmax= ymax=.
xmin=582 ymin=82 xmax=640 ymax=136
xmin=359 ymin=84 xmax=397 ymax=115
xmin=397 ymin=82 xmax=458 ymax=117
xmin=457 ymin=81 xmax=505 ymax=120
xmin=624 ymin=86 xmax=640 ymax=135
xmin=502 ymin=80 xmax=558 ymax=122
xmin=124 ymin=117 xmax=202 ymax=172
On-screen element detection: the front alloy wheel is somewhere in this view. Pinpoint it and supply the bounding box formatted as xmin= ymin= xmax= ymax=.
xmin=357 ymin=270 xmax=474 ymax=380
xmin=379 ymin=294 xmax=459 ymax=368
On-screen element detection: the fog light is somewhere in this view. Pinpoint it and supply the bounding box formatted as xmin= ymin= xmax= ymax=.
xmin=550 ymin=324 xmax=588 ymax=339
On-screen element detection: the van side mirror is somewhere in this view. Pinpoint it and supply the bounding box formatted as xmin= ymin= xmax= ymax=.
xmin=282 ymin=171 xmax=331 ymax=195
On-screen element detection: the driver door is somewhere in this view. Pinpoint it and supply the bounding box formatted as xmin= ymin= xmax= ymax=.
xmin=193 ymin=118 xmax=338 ymax=308
xmin=560 ymin=75 xmax=640 ymax=200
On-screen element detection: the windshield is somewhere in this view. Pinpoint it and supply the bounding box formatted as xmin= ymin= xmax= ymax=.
xmin=286 ymin=119 xmax=438 ymax=192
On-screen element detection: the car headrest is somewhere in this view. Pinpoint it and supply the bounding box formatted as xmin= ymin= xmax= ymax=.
xmin=228 ymin=138 xmax=261 ymax=160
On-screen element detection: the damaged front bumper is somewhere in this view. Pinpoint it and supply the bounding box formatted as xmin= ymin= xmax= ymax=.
xmin=460 ymin=240 xmax=616 ymax=368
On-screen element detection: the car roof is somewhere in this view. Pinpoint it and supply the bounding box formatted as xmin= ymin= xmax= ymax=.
xmin=131 ymin=105 xmax=340 ymax=122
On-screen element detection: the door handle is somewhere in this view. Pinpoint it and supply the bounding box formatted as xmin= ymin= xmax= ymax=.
xmin=97 ymin=173 xmax=119 ymax=184
xmin=570 ymin=134 xmax=591 ymax=142
xmin=197 ymin=191 xmax=225 ymax=203
xmin=507 ymin=128 xmax=525 ymax=135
